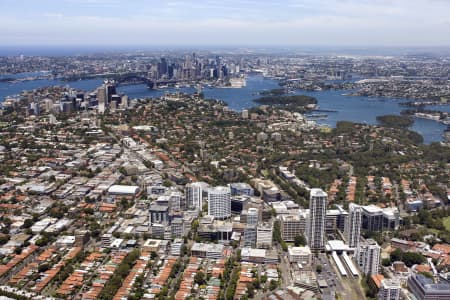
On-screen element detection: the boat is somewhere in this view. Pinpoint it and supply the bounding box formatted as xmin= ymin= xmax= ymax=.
xmin=306 ymin=113 xmax=328 ymax=120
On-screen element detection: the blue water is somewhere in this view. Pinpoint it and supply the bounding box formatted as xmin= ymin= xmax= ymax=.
xmin=295 ymin=90 xmax=447 ymax=144
xmin=0 ymin=74 xmax=447 ymax=144
xmin=115 ymin=75 xmax=280 ymax=109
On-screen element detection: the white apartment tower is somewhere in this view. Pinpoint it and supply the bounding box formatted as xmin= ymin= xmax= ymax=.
xmin=378 ymin=279 xmax=401 ymax=300
xmin=358 ymin=238 xmax=381 ymax=276
xmin=185 ymin=182 xmax=203 ymax=211
xmin=345 ymin=203 xmax=362 ymax=250
xmin=207 ymin=186 xmax=231 ymax=219
xmin=307 ymin=188 xmax=328 ymax=251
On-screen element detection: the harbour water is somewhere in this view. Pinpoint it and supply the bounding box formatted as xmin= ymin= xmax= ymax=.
xmin=0 ymin=73 xmax=447 ymax=144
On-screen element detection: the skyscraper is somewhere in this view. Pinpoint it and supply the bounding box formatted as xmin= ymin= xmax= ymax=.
xmin=207 ymin=186 xmax=231 ymax=219
xmin=247 ymin=208 xmax=259 ymax=226
xmin=185 ymin=182 xmax=204 ymax=211
xmin=345 ymin=203 xmax=362 ymax=250
xmin=105 ymin=80 xmax=116 ymax=103
xmin=97 ymin=86 xmax=106 ymax=114
xmin=307 ymin=188 xmax=327 ymax=251
xmin=244 ymin=207 xmax=259 ymax=247
xmin=157 ymin=58 xmax=168 ymax=79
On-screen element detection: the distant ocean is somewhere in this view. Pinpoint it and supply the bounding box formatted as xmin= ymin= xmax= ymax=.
xmin=2 ymin=45 xmax=450 ymax=57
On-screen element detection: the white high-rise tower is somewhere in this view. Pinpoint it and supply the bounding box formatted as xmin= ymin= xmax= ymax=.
xmin=207 ymin=186 xmax=231 ymax=219
xmin=185 ymin=182 xmax=203 ymax=211
xmin=358 ymin=238 xmax=381 ymax=275
xmin=307 ymin=188 xmax=327 ymax=251
xmin=345 ymin=203 xmax=362 ymax=250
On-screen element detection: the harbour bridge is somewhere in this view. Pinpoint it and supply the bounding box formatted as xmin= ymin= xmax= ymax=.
xmin=113 ymin=73 xmax=191 ymax=89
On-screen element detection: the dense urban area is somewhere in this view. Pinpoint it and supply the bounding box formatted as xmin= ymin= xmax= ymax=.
xmin=0 ymin=50 xmax=449 ymax=300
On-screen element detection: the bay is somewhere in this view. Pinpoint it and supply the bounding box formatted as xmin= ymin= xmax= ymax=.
xmin=0 ymin=74 xmax=447 ymax=144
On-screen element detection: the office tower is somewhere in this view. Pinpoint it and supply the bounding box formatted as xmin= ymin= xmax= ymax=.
xmin=120 ymin=95 xmax=129 ymax=109
xmin=307 ymin=188 xmax=327 ymax=251
xmin=157 ymin=58 xmax=168 ymax=78
xmin=169 ymin=191 xmax=182 ymax=210
xmin=208 ymin=186 xmax=231 ymax=219
xmin=243 ymin=226 xmax=256 ymax=247
xmin=256 ymin=222 xmax=273 ymax=248
xmin=345 ymin=203 xmax=362 ymax=250
xmin=149 ymin=204 xmax=169 ymax=225
xmin=378 ymin=279 xmax=401 ymax=300
xmin=185 ymin=182 xmax=204 ymax=211
xmin=358 ymin=238 xmax=381 ymax=276
xmin=362 ymin=205 xmax=400 ymax=232
xmin=247 ymin=208 xmax=259 ymax=226
xmin=280 ymin=213 xmax=306 ymax=242
xmin=230 ymin=182 xmax=254 ymax=196
xmin=243 ymin=207 xmax=259 ymax=247
xmin=105 ymin=80 xmax=116 ymax=103
xmin=97 ymin=86 xmax=107 ymax=114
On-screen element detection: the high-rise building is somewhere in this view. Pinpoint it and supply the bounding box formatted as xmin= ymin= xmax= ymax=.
xmin=307 ymin=188 xmax=327 ymax=251
xmin=247 ymin=208 xmax=259 ymax=226
xmin=97 ymin=86 xmax=107 ymax=114
xmin=358 ymin=238 xmax=381 ymax=276
xmin=105 ymin=81 xmax=116 ymax=103
xmin=149 ymin=204 xmax=169 ymax=225
xmin=345 ymin=203 xmax=362 ymax=250
xmin=244 ymin=207 xmax=259 ymax=247
xmin=362 ymin=205 xmax=400 ymax=232
xmin=243 ymin=226 xmax=256 ymax=247
xmin=185 ymin=182 xmax=203 ymax=211
xmin=378 ymin=279 xmax=401 ymax=300
xmin=230 ymin=182 xmax=254 ymax=196
xmin=256 ymin=222 xmax=273 ymax=249
xmin=157 ymin=58 xmax=168 ymax=79
xmin=208 ymin=186 xmax=231 ymax=219
xmin=280 ymin=214 xmax=305 ymax=242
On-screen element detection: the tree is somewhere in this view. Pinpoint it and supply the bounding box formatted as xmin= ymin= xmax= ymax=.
xmin=23 ymin=218 xmax=33 ymax=228
xmin=419 ymin=271 xmax=433 ymax=279
xmin=260 ymin=274 xmax=268 ymax=283
xmin=390 ymin=248 xmax=403 ymax=262
xmin=246 ymin=282 xmax=255 ymax=298
xmin=35 ymin=235 xmax=50 ymax=247
xmin=0 ymin=231 xmax=9 ymax=244
xmin=269 ymin=280 xmax=278 ymax=291
xmin=316 ymin=265 xmax=323 ymax=273
xmin=294 ymin=235 xmax=307 ymax=247
xmin=382 ymin=258 xmax=391 ymax=267
xmin=38 ymin=263 xmax=50 ymax=273
xmin=403 ymin=252 xmax=426 ymax=267
xmin=194 ymin=271 xmax=206 ymax=285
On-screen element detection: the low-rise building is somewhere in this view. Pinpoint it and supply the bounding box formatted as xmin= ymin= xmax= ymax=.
xmin=407 ymin=274 xmax=450 ymax=300
xmin=288 ymin=246 xmax=312 ymax=266
xmin=191 ymin=243 xmax=224 ymax=259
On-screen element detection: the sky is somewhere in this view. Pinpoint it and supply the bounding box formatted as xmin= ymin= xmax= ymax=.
xmin=1 ymin=0 xmax=450 ymax=47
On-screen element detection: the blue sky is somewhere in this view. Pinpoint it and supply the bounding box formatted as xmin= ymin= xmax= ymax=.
xmin=1 ymin=0 xmax=450 ymax=46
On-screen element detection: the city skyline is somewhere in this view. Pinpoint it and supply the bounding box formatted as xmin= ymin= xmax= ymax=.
xmin=1 ymin=0 xmax=450 ymax=47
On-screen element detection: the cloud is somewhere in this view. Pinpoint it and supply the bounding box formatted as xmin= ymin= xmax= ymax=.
xmin=0 ymin=0 xmax=449 ymax=46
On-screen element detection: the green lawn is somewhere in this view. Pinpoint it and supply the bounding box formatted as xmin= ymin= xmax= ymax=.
xmin=443 ymin=216 xmax=450 ymax=232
